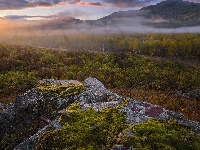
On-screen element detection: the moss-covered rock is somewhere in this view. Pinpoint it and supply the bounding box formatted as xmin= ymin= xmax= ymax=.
xmin=36 ymin=79 xmax=85 ymax=98
xmin=0 ymin=78 xmax=199 ymax=150
xmin=1 ymin=79 xmax=86 ymax=150
xmin=36 ymin=105 xmax=127 ymax=150
xmin=36 ymin=106 xmax=200 ymax=150
xmin=121 ymin=119 xmax=200 ymax=150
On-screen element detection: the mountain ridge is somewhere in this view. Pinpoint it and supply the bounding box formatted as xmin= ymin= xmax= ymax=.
xmin=87 ymin=0 xmax=200 ymax=28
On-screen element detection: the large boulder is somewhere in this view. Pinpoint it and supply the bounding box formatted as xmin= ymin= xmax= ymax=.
xmin=0 ymin=78 xmax=199 ymax=150
xmin=0 ymin=79 xmax=85 ymax=150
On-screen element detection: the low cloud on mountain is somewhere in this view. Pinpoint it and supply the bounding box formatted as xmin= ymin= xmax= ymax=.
xmin=102 ymin=0 xmax=200 ymax=8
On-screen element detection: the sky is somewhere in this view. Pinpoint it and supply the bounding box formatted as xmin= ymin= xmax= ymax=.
xmin=0 ymin=0 xmax=199 ymax=21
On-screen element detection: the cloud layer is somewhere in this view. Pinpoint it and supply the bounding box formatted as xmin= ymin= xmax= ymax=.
xmin=0 ymin=0 xmax=200 ymax=10
xmin=0 ymin=0 xmax=155 ymax=10
xmin=0 ymin=0 xmax=82 ymax=10
xmin=0 ymin=0 xmax=110 ymax=10
xmin=3 ymin=15 xmax=56 ymax=20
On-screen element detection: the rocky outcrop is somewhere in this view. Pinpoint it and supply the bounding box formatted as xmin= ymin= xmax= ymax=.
xmin=75 ymin=77 xmax=122 ymax=103
xmin=0 ymin=79 xmax=83 ymax=150
xmin=0 ymin=77 xmax=199 ymax=150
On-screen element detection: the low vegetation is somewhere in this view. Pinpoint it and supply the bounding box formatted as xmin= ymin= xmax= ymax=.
xmin=116 ymin=88 xmax=200 ymax=121
xmin=36 ymin=104 xmax=200 ymax=150
xmin=0 ymin=35 xmax=199 ymax=121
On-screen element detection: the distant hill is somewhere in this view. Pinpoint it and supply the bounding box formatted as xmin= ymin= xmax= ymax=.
xmin=88 ymin=0 xmax=200 ymax=28
xmin=141 ymin=0 xmax=200 ymax=28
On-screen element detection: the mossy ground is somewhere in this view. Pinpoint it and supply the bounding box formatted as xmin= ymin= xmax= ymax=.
xmin=36 ymin=104 xmax=200 ymax=150
xmin=0 ymin=42 xmax=199 ymax=121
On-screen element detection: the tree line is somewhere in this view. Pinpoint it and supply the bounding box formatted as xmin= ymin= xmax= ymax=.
xmin=11 ymin=34 xmax=200 ymax=59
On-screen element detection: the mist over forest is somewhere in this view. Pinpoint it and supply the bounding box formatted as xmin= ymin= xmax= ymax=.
xmin=1 ymin=0 xmax=200 ymax=43
xmin=1 ymin=10 xmax=200 ymax=37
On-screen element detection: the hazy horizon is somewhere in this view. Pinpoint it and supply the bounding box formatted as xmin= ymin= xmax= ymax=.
xmin=1 ymin=0 xmax=200 ymax=42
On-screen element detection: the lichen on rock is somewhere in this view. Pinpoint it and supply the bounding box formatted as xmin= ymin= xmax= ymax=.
xmin=36 ymin=79 xmax=85 ymax=98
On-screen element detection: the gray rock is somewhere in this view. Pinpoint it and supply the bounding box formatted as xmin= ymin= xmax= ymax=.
xmin=75 ymin=77 xmax=123 ymax=103
xmin=0 ymin=80 xmax=82 ymax=150
xmin=0 ymin=103 xmax=5 ymax=112
xmin=174 ymin=89 xmax=200 ymax=100
xmin=14 ymin=120 xmax=61 ymax=150
xmin=0 ymin=78 xmax=200 ymax=150
xmin=125 ymin=132 xmax=134 ymax=137
xmin=188 ymin=89 xmax=200 ymax=100
xmin=112 ymin=145 xmax=126 ymax=150
xmin=56 ymin=97 xmax=70 ymax=109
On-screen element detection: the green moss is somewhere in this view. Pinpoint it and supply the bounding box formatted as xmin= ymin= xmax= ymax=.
xmin=121 ymin=119 xmax=200 ymax=150
xmin=36 ymin=105 xmax=200 ymax=150
xmin=37 ymin=106 xmax=127 ymax=150
xmin=36 ymin=82 xmax=85 ymax=98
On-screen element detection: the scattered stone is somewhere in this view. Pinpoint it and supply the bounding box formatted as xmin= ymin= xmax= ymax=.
xmin=0 ymin=103 xmax=5 ymax=112
xmin=112 ymin=145 xmax=126 ymax=150
xmin=188 ymin=89 xmax=200 ymax=100
xmin=174 ymin=89 xmax=200 ymax=100
xmin=125 ymin=132 xmax=134 ymax=137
